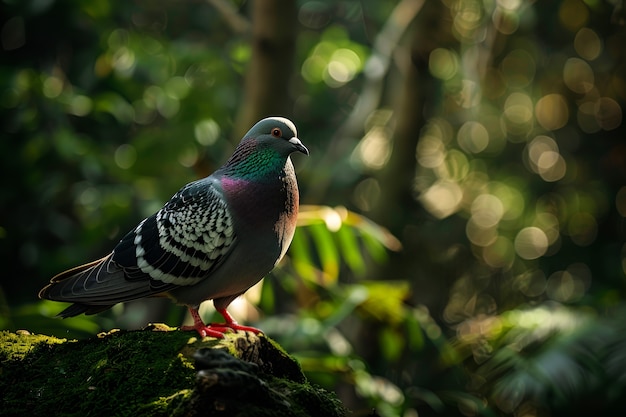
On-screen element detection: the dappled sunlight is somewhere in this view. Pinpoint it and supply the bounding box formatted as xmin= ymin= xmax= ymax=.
xmin=354 ymin=126 xmax=392 ymax=170
xmin=503 ymin=92 xmax=534 ymax=135
xmin=563 ymin=57 xmax=594 ymax=94
xmin=416 ymin=133 xmax=447 ymax=169
xmin=408 ymin=2 xmax=624 ymax=329
xmin=452 ymin=303 xmax=626 ymax=415
xmin=525 ymin=135 xmax=567 ymax=181
xmin=573 ymin=27 xmax=602 ymax=60
xmin=3 ymin=0 xmax=626 ymax=415
xmin=429 ymin=48 xmax=460 ymax=81
xmin=457 ymin=121 xmax=489 ymax=153
xmin=194 ymin=118 xmax=221 ymax=146
xmin=419 ymin=180 xmax=463 ymax=219
xmin=535 ymin=94 xmax=569 ymax=131
xmin=301 ymin=26 xmax=368 ymax=88
xmin=514 ymin=227 xmax=548 ymax=260
xmin=291 ymin=205 xmax=402 ymax=285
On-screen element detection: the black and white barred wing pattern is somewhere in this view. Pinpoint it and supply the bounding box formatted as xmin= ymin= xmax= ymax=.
xmin=113 ymin=178 xmax=237 ymax=288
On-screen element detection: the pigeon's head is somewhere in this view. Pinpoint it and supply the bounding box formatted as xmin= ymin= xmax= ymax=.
xmin=246 ymin=117 xmax=309 ymax=157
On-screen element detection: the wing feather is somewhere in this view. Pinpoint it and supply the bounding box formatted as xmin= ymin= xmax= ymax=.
xmin=114 ymin=178 xmax=237 ymax=286
xmin=39 ymin=177 xmax=238 ymax=314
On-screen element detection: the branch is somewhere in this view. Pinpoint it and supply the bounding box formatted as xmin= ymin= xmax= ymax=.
xmin=332 ymin=0 xmax=426 ymax=142
xmin=206 ymin=0 xmax=250 ymax=34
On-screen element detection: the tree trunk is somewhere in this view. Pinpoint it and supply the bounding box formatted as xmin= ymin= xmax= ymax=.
xmin=233 ymin=0 xmax=297 ymax=141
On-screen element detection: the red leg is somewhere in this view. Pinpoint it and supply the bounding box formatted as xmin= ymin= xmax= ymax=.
xmin=211 ymin=307 xmax=263 ymax=334
xmin=179 ymin=307 xmax=262 ymax=338
xmin=180 ymin=307 xmax=228 ymax=338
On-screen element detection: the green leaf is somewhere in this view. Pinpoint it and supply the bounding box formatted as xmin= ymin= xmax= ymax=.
xmin=406 ymin=310 xmax=425 ymax=351
xmin=289 ymin=228 xmax=319 ymax=283
xmin=336 ymin=224 xmax=366 ymax=276
xmin=379 ymin=327 xmax=405 ymax=361
xmin=358 ymin=281 xmax=410 ymax=325
xmin=309 ymin=222 xmax=340 ymax=284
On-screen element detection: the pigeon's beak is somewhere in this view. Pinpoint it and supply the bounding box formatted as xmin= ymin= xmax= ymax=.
xmin=289 ymin=137 xmax=309 ymax=156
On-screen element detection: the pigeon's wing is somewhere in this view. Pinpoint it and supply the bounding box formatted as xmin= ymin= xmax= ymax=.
xmin=39 ymin=178 xmax=238 ymax=314
xmin=115 ymin=177 xmax=237 ymax=287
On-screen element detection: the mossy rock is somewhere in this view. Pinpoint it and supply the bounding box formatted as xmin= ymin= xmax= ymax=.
xmin=0 ymin=325 xmax=346 ymax=417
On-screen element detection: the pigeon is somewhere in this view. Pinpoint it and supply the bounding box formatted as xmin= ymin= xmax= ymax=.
xmin=39 ymin=116 xmax=308 ymax=338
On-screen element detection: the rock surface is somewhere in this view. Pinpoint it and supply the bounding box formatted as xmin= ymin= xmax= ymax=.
xmin=0 ymin=325 xmax=346 ymax=417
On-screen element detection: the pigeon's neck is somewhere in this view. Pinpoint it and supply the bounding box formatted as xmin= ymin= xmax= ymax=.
xmin=221 ymin=138 xmax=286 ymax=181
xmin=220 ymin=150 xmax=299 ymax=236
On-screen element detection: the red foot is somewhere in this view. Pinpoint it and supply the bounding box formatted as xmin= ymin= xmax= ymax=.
xmin=180 ymin=307 xmax=262 ymax=339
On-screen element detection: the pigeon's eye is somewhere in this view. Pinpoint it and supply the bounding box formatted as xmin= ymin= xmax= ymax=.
xmin=271 ymin=128 xmax=282 ymax=138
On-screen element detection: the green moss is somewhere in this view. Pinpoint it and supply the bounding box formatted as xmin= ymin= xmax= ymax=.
xmin=0 ymin=326 xmax=346 ymax=417
xmin=137 ymin=389 xmax=193 ymax=417
xmin=0 ymin=330 xmax=67 ymax=361
xmin=0 ymin=327 xmax=197 ymax=417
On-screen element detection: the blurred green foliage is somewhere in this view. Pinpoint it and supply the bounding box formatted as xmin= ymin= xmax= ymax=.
xmin=2 ymin=0 xmax=626 ymax=416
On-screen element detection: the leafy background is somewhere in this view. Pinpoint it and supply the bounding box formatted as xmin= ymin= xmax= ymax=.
xmin=2 ymin=0 xmax=626 ymax=416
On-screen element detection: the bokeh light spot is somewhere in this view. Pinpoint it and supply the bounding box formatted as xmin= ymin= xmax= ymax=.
xmin=417 ymin=135 xmax=446 ymax=169
xmin=453 ymin=1 xmax=483 ymax=39
xmin=471 ymin=194 xmax=504 ymax=228
xmin=559 ymin=0 xmax=589 ymax=32
xmin=577 ymin=100 xmax=601 ymax=133
xmin=466 ymin=219 xmax=498 ymax=247
xmin=194 ymin=119 xmax=221 ymax=146
xmin=563 ymin=57 xmax=594 ymax=94
xmin=538 ymin=154 xmax=566 ymax=182
xmin=420 ymin=180 xmax=463 ymax=219
xmin=535 ymin=94 xmax=569 ymax=131
xmin=78 ymin=186 xmax=101 ymax=211
xmin=525 ymin=136 xmax=567 ymax=182
xmin=164 ymin=76 xmax=190 ymax=100
xmin=42 ymin=75 xmax=63 ymax=98
xmin=497 ymin=0 xmax=522 ymax=11
xmin=534 ymin=212 xmax=560 ymax=245
xmin=438 ymin=149 xmax=470 ymax=181
xmin=301 ymin=55 xmax=326 ymax=83
xmin=328 ymin=48 xmax=361 ymax=83
xmin=493 ymin=7 xmax=520 ymax=35
xmin=429 ymin=48 xmax=459 ymax=81
xmin=595 ymin=97 xmax=622 ymax=130
xmin=68 ymin=95 xmax=93 ymax=117
xmin=457 ymin=121 xmax=489 ymax=153
xmin=514 ymin=227 xmax=549 ymax=259
xmin=503 ymin=92 xmax=533 ymax=133
xmin=357 ymin=127 xmax=392 ymax=170
xmin=483 ymin=236 xmax=515 ymax=269
xmin=546 ymin=270 xmax=586 ymax=302
xmin=526 ymin=135 xmax=558 ymax=173
xmin=574 ymin=27 xmax=602 ymax=60
xmin=114 ymin=144 xmax=137 ymax=169
xmin=492 ymin=182 xmax=525 ymax=221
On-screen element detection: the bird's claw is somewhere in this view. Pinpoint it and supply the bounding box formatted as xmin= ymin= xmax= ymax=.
xmin=180 ymin=322 xmax=263 ymax=339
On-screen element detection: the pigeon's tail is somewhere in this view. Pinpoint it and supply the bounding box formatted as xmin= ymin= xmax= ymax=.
xmin=55 ymin=302 xmax=114 ymax=318
xmin=39 ymin=254 xmax=165 ymax=316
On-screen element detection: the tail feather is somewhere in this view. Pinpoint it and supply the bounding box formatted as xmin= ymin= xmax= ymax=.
xmin=39 ymin=253 xmax=174 ymax=314
xmin=56 ymin=303 xmax=114 ymax=318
